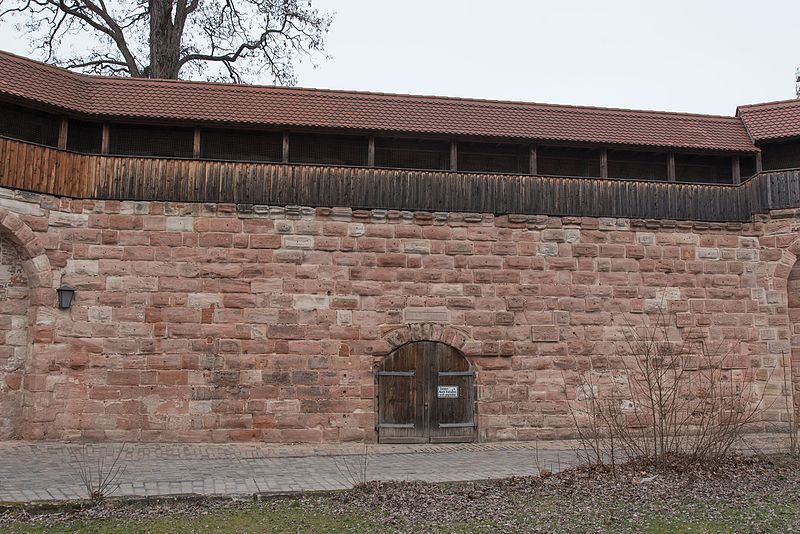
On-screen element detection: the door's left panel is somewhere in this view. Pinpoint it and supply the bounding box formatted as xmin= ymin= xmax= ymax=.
xmin=377 ymin=344 xmax=427 ymax=443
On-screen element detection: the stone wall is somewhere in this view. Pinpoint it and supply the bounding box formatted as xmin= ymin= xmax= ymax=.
xmin=0 ymin=235 xmax=29 ymax=438
xmin=0 ymin=186 xmax=797 ymax=442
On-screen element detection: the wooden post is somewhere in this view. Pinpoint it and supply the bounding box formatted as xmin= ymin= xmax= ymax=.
xmin=667 ymin=152 xmax=676 ymax=182
xmin=450 ymin=141 xmax=458 ymax=171
xmin=766 ymin=169 xmax=773 ymax=208
xmin=755 ymin=152 xmax=763 ymax=173
xmin=282 ymin=133 xmax=289 ymax=163
xmin=193 ymin=127 xmax=201 ymax=159
xmin=731 ymin=155 xmax=741 ymax=185
xmin=600 ymin=149 xmax=608 ymax=179
xmin=101 ymin=123 xmax=110 ymax=154
xmin=58 ymin=118 xmax=68 ymax=150
xmin=529 ymin=145 xmax=537 ymax=175
xmin=368 ymin=137 xmax=375 ymax=167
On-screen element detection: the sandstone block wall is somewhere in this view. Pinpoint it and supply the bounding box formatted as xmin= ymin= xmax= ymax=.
xmin=0 ymin=186 xmax=797 ymax=442
xmin=0 ymin=235 xmax=29 ymax=438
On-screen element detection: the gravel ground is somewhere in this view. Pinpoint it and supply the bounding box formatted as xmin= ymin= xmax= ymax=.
xmin=2 ymin=454 xmax=800 ymax=532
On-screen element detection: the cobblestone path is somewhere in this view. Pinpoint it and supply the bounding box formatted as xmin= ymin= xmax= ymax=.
xmin=0 ymin=440 xmax=581 ymax=502
xmin=0 ymin=434 xmax=786 ymax=502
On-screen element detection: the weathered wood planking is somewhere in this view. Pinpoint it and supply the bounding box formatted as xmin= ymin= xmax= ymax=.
xmin=0 ymin=137 xmax=96 ymax=198
xmin=0 ymin=137 xmax=796 ymax=222
xmin=90 ymin=160 xmax=757 ymax=221
xmin=758 ymin=170 xmax=800 ymax=211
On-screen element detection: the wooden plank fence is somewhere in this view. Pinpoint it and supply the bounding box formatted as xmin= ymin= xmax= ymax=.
xmin=0 ymin=137 xmax=796 ymax=222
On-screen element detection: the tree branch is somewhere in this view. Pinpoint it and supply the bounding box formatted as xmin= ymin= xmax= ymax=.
xmin=1 ymin=0 xmax=332 ymax=84
xmin=177 ymin=25 xmax=286 ymax=68
xmin=65 ymin=57 xmax=130 ymax=75
xmin=65 ymin=0 xmax=141 ymax=75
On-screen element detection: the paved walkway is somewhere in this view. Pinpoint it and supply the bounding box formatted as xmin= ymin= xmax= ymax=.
xmin=0 ymin=434 xmax=789 ymax=503
xmin=0 ymin=440 xmax=582 ymax=502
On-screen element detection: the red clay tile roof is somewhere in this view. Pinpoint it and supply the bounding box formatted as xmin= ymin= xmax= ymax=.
xmin=0 ymin=50 xmax=759 ymax=153
xmin=737 ymin=99 xmax=800 ymax=142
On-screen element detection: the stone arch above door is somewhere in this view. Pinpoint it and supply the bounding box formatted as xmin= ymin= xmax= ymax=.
xmin=381 ymin=323 xmax=470 ymax=353
xmin=0 ymin=208 xmax=51 ymax=291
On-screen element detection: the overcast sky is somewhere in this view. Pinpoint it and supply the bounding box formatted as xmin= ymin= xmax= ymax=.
xmin=1 ymin=0 xmax=798 ymax=116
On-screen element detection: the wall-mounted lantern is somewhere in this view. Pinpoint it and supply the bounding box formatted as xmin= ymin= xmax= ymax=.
xmin=56 ymin=285 xmax=75 ymax=309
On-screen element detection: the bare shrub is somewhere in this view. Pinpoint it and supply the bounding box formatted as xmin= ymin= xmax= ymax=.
xmin=567 ymin=309 xmax=775 ymax=469
xmin=784 ymin=353 xmax=799 ymax=456
xmin=332 ymin=444 xmax=371 ymax=489
xmin=566 ymin=369 xmax=617 ymax=470
xmin=67 ymin=443 xmax=127 ymax=502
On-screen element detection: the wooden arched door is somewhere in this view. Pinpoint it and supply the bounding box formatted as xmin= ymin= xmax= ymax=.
xmin=377 ymin=341 xmax=476 ymax=443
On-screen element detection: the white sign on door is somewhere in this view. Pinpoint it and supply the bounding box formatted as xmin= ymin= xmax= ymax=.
xmin=437 ymin=385 xmax=458 ymax=398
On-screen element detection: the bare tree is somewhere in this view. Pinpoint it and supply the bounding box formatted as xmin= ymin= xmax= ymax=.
xmin=0 ymin=0 xmax=332 ymax=83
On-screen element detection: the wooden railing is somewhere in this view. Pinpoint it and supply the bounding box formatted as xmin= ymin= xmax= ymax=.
xmin=0 ymin=137 xmax=99 ymax=198
xmin=745 ymin=170 xmax=800 ymax=213
xmin=0 ymin=137 xmax=794 ymax=222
